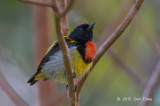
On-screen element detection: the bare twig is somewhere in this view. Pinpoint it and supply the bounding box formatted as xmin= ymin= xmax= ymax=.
xmin=57 ymin=0 xmax=76 ymax=17
xmin=0 ymin=71 xmax=27 ymax=106
xmin=54 ymin=16 xmax=76 ymax=106
xmin=135 ymin=14 xmax=160 ymax=106
xmin=77 ymin=0 xmax=144 ymax=96
xmin=139 ymin=60 xmax=160 ymax=106
xmin=97 ymin=2 xmax=129 ymax=46
xmin=93 ymin=0 xmax=144 ymax=67
xmin=60 ymin=0 xmax=69 ymax=36
xmin=96 ymin=3 xmax=144 ymax=89
xmin=52 ymin=1 xmax=76 ymax=105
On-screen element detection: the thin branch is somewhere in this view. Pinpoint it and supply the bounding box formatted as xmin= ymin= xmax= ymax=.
xmin=56 ymin=0 xmax=76 ymax=17
xmin=52 ymin=1 xmax=76 ymax=105
xmin=0 ymin=71 xmax=27 ymax=106
xmin=135 ymin=11 xmax=160 ymax=106
xmin=97 ymin=2 xmax=129 ymax=47
xmin=54 ymin=17 xmax=76 ymax=106
xmin=52 ymin=0 xmax=76 ymax=105
xmin=60 ymin=0 xmax=69 ymax=36
xmin=139 ymin=60 xmax=160 ymax=106
xmin=96 ymin=3 xmax=144 ymax=89
xmin=77 ymin=0 xmax=144 ymax=96
xmin=93 ymin=0 xmax=144 ymax=67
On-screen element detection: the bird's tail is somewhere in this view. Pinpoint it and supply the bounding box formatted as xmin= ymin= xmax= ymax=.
xmin=27 ymin=72 xmax=46 ymax=85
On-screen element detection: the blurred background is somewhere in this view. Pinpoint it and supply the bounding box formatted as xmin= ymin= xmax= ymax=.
xmin=0 ymin=0 xmax=160 ymax=106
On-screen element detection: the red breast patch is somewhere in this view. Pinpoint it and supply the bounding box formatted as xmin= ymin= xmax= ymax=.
xmin=85 ymin=41 xmax=97 ymax=61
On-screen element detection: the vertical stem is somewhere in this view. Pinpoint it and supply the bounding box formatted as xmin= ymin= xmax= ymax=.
xmin=54 ymin=16 xmax=76 ymax=106
xmin=60 ymin=0 xmax=69 ymax=36
xmin=76 ymin=95 xmax=79 ymax=106
xmin=139 ymin=60 xmax=160 ymax=106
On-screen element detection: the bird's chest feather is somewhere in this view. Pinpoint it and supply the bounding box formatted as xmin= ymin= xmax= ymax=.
xmin=84 ymin=41 xmax=97 ymax=62
xmin=71 ymin=41 xmax=96 ymax=77
xmin=71 ymin=49 xmax=92 ymax=78
xmin=77 ymin=41 xmax=97 ymax=63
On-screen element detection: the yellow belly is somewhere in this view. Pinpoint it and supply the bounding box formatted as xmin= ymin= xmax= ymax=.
xmin=41 ymin=48 xmax=93 ymax=83
xmin=52 ymin=48 xmax=92 ymax=83
xmin=71 ymin=49 xmax=92 ymax=79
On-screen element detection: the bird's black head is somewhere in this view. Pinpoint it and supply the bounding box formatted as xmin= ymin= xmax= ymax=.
xmin=69 ymin=22 xmax=95 ymax=44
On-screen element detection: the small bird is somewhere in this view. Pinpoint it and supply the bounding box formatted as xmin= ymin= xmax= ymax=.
xmin=28 ymin=22 xmax=97 ymax=89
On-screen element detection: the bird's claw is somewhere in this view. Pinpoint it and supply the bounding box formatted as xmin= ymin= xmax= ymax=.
xmin=73 ymin=72 xmax=76 ymax=79
xmin=74 ymin=85 xmax=77 ymax=92
xmin=64 ymin=72 xmax=76 ymax=79
xmin=66 ymin=84 xmax=68 ymax=90
xmin=66 ymin=85 xmax=77 ymax=93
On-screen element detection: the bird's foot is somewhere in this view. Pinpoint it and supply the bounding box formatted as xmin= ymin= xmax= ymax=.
xmin=66 ymin=84 xmax=68 ymax=90
xmin=64 ymin=72 xmax=66 ymax=78
xmin=64 ymin=72 xmax=76 ymax=79
xmin=73 ymin=72 xmax=76 ymax=79
xmin=66 ymin=85 xmax=77 ymax=93
xmin=74 ymin=85 xmax=77 ymax=92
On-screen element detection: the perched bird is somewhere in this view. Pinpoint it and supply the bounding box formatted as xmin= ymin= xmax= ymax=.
xmin=28 ymin=22 xmax=97 ymax=88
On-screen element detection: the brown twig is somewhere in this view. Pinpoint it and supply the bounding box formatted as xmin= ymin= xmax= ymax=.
xmin=0 ymin=71 xmax=27 ymax=106
xmin=96 ymin=2 xmax=144 ymax=89
xmin=77 ymin=0 xmax=144 ymax=97
xmin=52 ymin=1 xmax=77 ymax=106
xmin=52 ymin=1 xmax=76 ymax=106
xmin=60 ymin=0 xmax=69 ymax=36
xmin=54 ymin=16 xmax=76 ymax=106
xmin=97 ymin=2 xmax=129 ymax=46
xmin=135 ymin=13 xmax=160 ymax=106
xmin=57 ymin=0 xmax=76 ymax=17
xmin=139 ymin=60 xmax=160 ymax=106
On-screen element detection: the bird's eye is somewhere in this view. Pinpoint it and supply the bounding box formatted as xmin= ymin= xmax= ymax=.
xmin=79 ymin=28 xmax=83 ymax=32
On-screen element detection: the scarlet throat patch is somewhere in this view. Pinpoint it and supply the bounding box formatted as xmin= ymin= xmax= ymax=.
xmin=85 ymin=41 xmax=97 ymax=61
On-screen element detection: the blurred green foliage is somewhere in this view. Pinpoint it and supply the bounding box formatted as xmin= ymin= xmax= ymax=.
xmin=0 ymin=0 xmax=33 ymax=75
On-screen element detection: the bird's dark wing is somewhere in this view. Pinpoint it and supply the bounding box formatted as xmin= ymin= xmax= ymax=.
xmin=37 ymin=41 xmax=59 ymax=72
xmin=37 ymin=36 xmax=78 ymax=73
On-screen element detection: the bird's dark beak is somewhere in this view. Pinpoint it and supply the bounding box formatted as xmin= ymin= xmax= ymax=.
xmin=87 ymin=22 xmax=95 ymax=31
